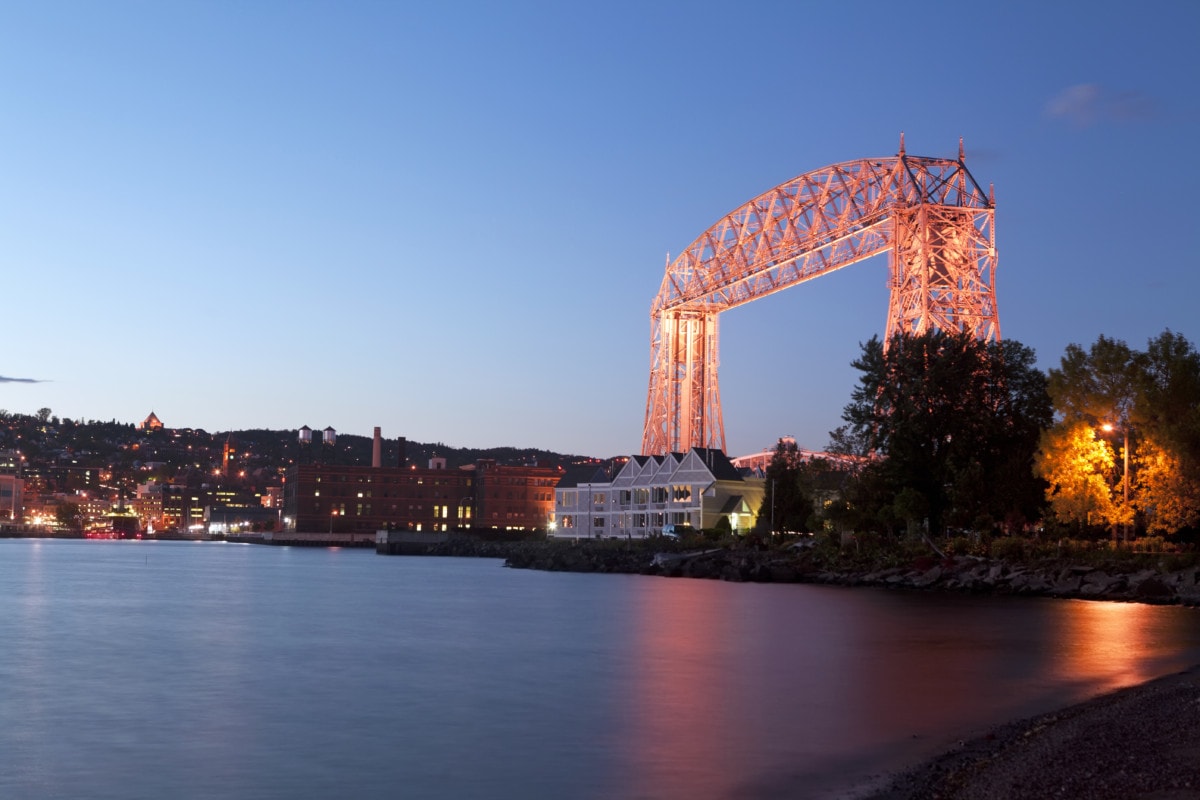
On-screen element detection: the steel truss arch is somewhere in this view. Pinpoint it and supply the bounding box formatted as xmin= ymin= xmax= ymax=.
xmin=642 ymin=140 xmax=999 ymax=456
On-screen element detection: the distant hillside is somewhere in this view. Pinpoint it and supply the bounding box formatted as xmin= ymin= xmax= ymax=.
xmin=0 ymin=410 xmax=596 ymax=493
xmin=225 ymin=428 xmax=593 ymax=471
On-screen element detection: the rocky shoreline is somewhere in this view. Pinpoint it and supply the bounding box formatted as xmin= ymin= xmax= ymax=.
xmin=468 ymin=539 xmax=1200 ymax=606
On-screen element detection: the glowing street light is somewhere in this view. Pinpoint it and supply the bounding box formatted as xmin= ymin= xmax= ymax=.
xmin=1100 ymin=422 xmax=1130 ymax=543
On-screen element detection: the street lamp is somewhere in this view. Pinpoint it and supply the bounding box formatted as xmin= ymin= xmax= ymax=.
xmin=1101 ymin=422 xmax=1130 ymax=543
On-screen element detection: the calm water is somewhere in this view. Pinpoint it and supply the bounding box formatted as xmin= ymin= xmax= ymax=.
xmin=2 ymin=540 xmax=1199 ymax=800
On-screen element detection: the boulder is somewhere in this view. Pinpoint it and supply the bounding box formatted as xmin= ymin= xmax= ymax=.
xmin=1134 ymin=575 xmax=1173 ymax=600
xmin=914 ymin=566 xmax=944 ymax=587
xmin=1052 ymin=575 xmax=1082 ymax=595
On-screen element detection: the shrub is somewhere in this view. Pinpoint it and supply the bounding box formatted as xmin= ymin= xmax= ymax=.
xmin=1132 ymin=536 xmax=1168 ymax=553
xmin=945 ymin=535 xmax=988 ymax=557
xmin=990 ymin=536 xmax=1027 ymax=561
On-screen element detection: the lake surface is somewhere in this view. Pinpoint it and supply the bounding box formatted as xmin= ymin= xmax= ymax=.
xmin=2 ymin=539 xmax=1199 ymax=799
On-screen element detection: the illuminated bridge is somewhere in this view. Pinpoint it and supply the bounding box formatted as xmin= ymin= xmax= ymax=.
xmin=642 ymin=136 xmax=999 ymax=456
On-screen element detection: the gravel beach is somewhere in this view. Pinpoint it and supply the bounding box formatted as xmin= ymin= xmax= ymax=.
xmin=866 ymin=664 xmax=1200 ymax=799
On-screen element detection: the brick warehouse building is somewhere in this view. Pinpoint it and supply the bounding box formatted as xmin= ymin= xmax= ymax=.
xmin=281 ymin=429 xmax=561 ymax=536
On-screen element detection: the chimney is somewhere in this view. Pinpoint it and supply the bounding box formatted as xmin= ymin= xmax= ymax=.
xmin=397 ymin=436 xmax=407 ymax=468
xmin=372 ymin=427 xmax=382 ymax=468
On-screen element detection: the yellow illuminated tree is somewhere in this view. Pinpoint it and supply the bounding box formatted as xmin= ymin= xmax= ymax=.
xmin=1133 ymin=436 xmax=1200 ymax=534
xmin=1035 ymin=421 xmax=1118 ymax=529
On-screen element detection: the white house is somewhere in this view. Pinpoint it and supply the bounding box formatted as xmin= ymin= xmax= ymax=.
xmin=552 ymin=448 xmax=764 ymax=539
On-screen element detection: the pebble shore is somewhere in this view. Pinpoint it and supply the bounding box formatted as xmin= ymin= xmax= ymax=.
xmin=865 ymin=665 xmax=1200 ymax=800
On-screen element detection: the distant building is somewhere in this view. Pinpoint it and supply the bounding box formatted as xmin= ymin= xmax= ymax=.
xmin=282 ymin=461 xmax=474 ymax=536
xmin=260 ymin=486 xmax=284 ymax=509
xmin=469 ymin=459 xmax=561 ymax=530
xmin=0 ymin=475 xmax=23 ymax=523
xmin=0 ymin=451 xmax=25 ymax=523
xmin=553 ymin=448 xmax=764 ymax=538
xmin=131 ymin=482 xmax=165 ymax=530
xmin=138 ymin=412 xmax=164 ymax=431
xmin=281 ymin=429 xmax=561 ymax=536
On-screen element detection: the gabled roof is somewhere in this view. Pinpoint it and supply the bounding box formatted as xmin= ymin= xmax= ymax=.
xmin=556 ymin=464 xmax=609 ymax=489
xmin=690 ymin=447 xmax=742 ymax=481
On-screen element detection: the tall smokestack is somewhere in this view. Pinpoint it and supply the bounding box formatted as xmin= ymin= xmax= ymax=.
xmin=397 ymin=436 xmax=407 ymax=468
xmin=372 ymin=427 xmax=382 ymax=468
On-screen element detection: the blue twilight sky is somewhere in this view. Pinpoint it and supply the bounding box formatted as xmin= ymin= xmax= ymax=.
xmin=2 ymin=1 xmax=1198 ymax=459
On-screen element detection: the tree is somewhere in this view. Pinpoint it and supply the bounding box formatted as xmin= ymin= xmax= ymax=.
xmin=835 ymin=331 xmax=1052 ymax=536
xmin=755 ymin=439 xmax=814 ymax=534
xmin=1039 ymin=331 xmax=1200 ymax=536
xmin=56 ymin=501 xmax=81 ymax=530
xmin=1035 ymin=421 xmax=1118 ymax=532
xmin=1047 ymin=336 xmax=1137 ymax=427
xmin=1133 ymin=437 xmax=1200 ymax=534
xmin=1135 ymin=330 xmax=1200 ymax=471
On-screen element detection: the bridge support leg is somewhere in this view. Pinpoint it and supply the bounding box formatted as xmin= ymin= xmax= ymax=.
xmin=886 ymin=204 xmax=999 ymax=345
xmin=643 ymin=310 xmax=724 ymax=455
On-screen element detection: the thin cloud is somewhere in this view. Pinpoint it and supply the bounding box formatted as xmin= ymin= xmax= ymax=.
xmin=0 ymin=375 xmax=44 ymax=383
xmin=1045 ymin=83 xmax=1158 ymax=127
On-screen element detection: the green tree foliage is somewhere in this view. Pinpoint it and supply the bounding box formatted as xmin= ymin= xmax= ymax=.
xmin=1134 ymin=330 xmax=1200 ymax=471
xmin=755 ymin=439 xmax=814 ymax=534
xmin=835 ymin=331 xmax=1052 ymax=536
xmin=1047 ymin=336 xmax=1137 ymax=426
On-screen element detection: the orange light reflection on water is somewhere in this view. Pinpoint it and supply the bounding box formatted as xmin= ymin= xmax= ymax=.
xmin=1053 ymin=599 xmax=1165 ymax=692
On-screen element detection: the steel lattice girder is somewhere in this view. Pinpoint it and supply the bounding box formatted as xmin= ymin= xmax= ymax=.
xmin=642 ymin=145 xmax=998 ymax=456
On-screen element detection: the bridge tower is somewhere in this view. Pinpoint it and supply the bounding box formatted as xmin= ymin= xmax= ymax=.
xmin=641 ymin=137 xmax=998 ymax=456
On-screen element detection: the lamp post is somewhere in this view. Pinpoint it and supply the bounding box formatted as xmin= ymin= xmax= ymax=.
xmin=1101 ymin=422 xmax=1130 ymax=543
